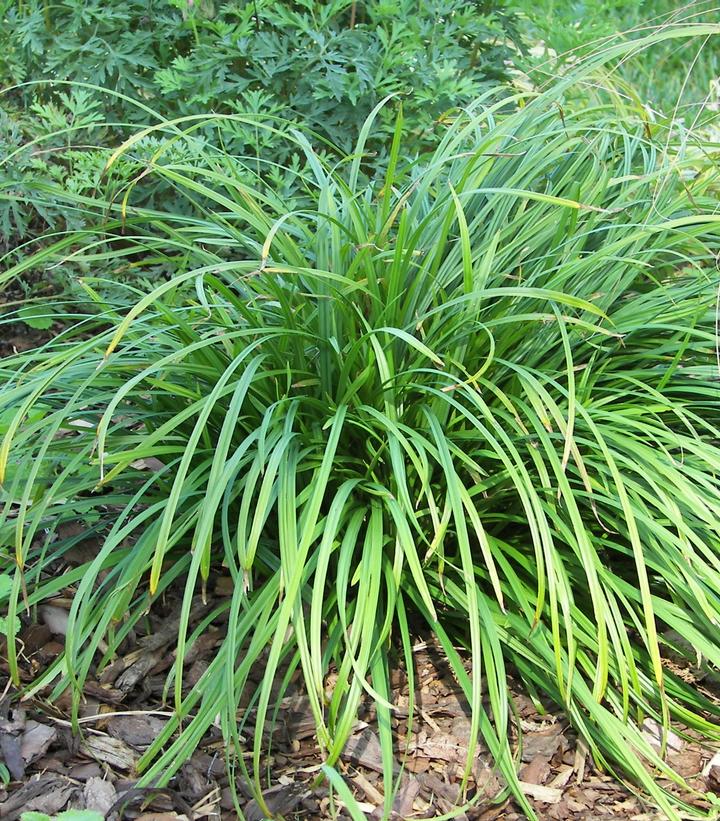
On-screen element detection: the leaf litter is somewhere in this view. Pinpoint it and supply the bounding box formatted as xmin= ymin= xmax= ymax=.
xmin=0 ymin=577 xmax=718 ymax=820
xmin=0 ymin=497 xmax=717 ymax=820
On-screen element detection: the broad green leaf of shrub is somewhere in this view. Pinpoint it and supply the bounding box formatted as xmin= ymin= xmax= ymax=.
xmin=0 ymin=405 xmax=50 ymax=436
xmin=16 ymin=305 xmax=54 ymax=330
xmin=0 ymin=575 xmax=12 ymax=600
xmin=0 ymin=616 xmax=21 ymax=636
xmin=0 ymin=0 xmax=522 ymax=270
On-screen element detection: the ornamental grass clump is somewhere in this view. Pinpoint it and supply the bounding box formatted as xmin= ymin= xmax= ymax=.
xmin=2 ymin=29 xmax=720 ymax=820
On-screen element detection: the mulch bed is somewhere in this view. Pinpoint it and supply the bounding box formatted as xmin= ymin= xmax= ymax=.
xmin=1 ymin=579 xmax=719 ymax=821
xmin=1 ymin=321 xmax=719 ymax=820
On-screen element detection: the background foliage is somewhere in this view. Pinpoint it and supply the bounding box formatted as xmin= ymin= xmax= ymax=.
xmin=521 ymin=0 xmax=720 ymax=113
xmin=0 ymin=0 xmax=521 ymax=256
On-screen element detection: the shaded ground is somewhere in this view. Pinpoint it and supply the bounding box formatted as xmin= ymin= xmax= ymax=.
xmin=1 ymin=583 xmax=719 ymax=820
xmin=0 ymin=322 xmax=55 ymax=357
xmin=1 ymin=323 xmax=719 ymax=820
xmin=0 ymin=280 xmax=57 ymax=357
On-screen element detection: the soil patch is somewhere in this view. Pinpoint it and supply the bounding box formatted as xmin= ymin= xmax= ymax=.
xmin=1 ymin=595 xmax=718 ymax=820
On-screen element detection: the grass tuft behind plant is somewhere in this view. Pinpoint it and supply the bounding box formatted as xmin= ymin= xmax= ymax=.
xmin=2 ymin=31 xmax=720 ymax=819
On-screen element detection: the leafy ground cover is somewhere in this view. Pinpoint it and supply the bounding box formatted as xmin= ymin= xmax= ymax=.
xmin=0 ymin=0 xmax=521 ymax=261
xmin=2 ymin=22 xmax=720 ymax=819
xmin=2 ymin=1 xmax=718 ymax=298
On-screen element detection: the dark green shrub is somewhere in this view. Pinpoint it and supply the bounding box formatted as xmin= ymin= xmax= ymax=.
xmin=0 ymin=0 xmax=522 ymax=253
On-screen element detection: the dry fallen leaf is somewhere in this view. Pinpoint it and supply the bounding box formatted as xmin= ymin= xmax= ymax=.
xmin=83 ymin=775 xmax=118 ymax=814
xmin=80 ymin=733 xmax=138 ymax=771
xmin=518 ymin=780 xmax=563 ymax=803
xmin=520 ymin=753 xmax=552 ymax=786
xmin=130 ymin=457 xmax=166 ymax=471
xmin=20 ymin=720 xmax=57 ymax=764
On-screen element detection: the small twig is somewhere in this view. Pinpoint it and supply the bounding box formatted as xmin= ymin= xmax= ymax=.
xmin=42 ymin=708 xmax=176 ymax=725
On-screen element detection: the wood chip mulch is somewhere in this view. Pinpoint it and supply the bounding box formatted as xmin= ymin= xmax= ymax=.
xmin=1 ymin=577 xmax=719 ymax=821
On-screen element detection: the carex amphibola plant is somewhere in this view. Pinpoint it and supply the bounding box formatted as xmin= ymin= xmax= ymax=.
xmin=2 ymin=27 xmax=720 ymax=820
